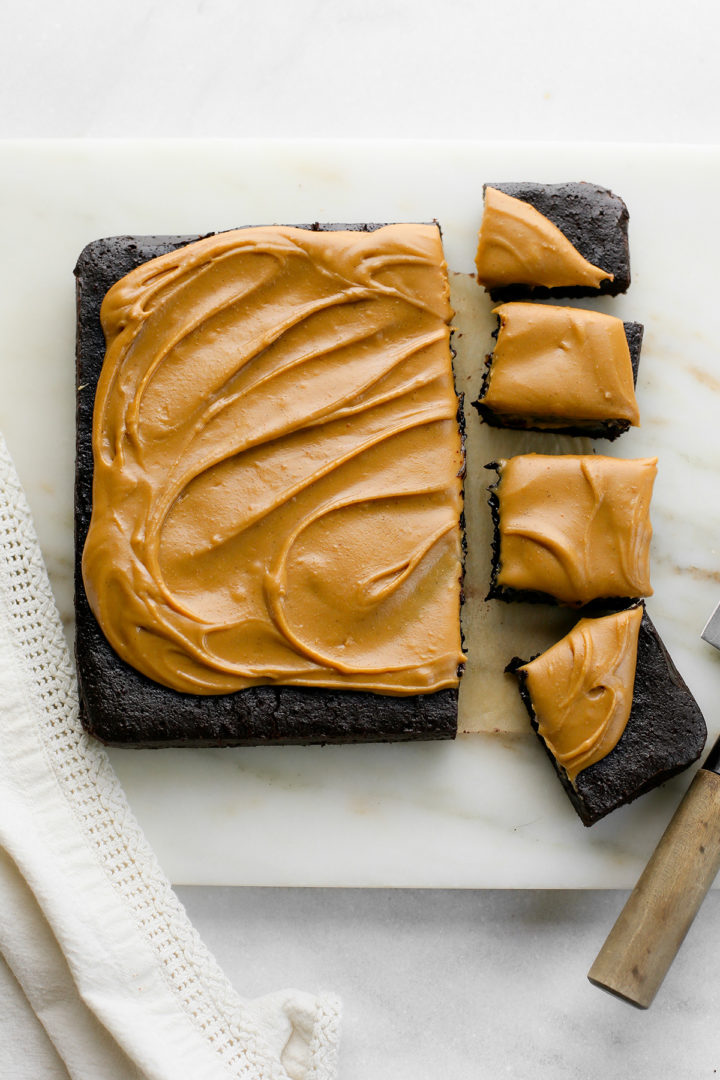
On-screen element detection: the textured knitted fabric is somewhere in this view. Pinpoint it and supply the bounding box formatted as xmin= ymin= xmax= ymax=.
xmin=0 ymin=434 xmax=341 ymax=1080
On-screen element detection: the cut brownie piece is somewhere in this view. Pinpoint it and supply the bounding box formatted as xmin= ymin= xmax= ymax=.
xmin=487 ymin=453 xmax=656 ymax=607
xmin=508 ymin=604 xmax=707 ymax=825
xmin=75 ymin=224 xmax=465 ymax=747
xmin=475 ymin=182 xmax=631 ymax=301
xmin=474 ymin=303 xmax=643 ymax=441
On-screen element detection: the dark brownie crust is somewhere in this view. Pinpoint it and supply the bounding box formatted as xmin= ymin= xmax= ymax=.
xmin=474 ymin=321 xmax=644 ymax=441
xmin=74 ymin=226 xmax=459 ymax=747
xmin=483 ymin=181 xmax=631 ymax=301
xmin=508 ymin=605 xmax=707 ymax=826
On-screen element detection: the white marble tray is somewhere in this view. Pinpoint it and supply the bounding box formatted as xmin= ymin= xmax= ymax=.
xmin=1 ymin=139 xmax=719 ymax=886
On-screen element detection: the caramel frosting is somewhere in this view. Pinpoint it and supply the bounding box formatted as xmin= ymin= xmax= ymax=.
xmin=82 ymin=224 xmax=466 ymax=695
xmin=475 ymin=187 xmax=613 ymax=291
xmin=481 ymin=303 xmax=640 ymax=426
xmin=495 ymin=454 xmax=656 ymax=606
xmin=519 ymin=606 xmax=643 ymax=783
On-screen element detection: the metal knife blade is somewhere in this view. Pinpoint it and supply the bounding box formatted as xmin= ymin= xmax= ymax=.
xmin=701 ymin=600 xmax=720 ymax=649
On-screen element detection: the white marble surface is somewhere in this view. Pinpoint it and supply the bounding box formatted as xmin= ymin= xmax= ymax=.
xmin=1 ymin=139 xmax=719 ymax=890
xmin=174 ymin=886 xmax=720 ymax=1080
xmin=3 ymin=2 xmax=720 ymax=1077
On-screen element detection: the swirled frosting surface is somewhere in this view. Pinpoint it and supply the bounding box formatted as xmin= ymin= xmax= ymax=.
xmin=496 ymin=454 xmax=656 ymax=606
xmin=475 ymin=187 xmax=613 ymax=291
xmin=82 ymin=225 xmax=466 ymax=695
xmin=482 ymin=303 xmax=640 ymax=426
xmin=520 ymin=606 xmax=642 ymax=782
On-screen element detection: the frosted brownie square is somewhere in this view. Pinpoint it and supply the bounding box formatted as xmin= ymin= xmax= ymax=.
xmin=475 ymin=182 xmax=631 ymax=300
xmin=487 ymin=454 xmax=656 ymax=608
xmin=508 ymin=605 xmax=707 ymax=825
xmin=475 ymin=303 xmax=643 ymax=440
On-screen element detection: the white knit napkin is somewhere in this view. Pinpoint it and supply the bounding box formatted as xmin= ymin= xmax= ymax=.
xmin=0 ymin=434 xmax=341 ymax=1080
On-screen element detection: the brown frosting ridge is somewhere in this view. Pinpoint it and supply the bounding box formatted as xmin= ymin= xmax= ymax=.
xmin=495 ymin=454 xmax=656 ymax=606
xmin=520 ymin=606 xmax=643 ymax=783
xmin=82 ymin=225 xmax=466 ymax=695
xmin=475 ymin=187 xmax=613 ymax=291
xmin=482 ymin=303 xmax=639 ymax=426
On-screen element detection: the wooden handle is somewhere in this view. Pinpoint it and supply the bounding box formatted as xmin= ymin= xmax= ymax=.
xmin=588 ymin=768 xmax=720 ymax=1008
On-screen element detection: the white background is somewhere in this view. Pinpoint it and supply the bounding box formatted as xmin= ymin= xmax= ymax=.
xmin=3 ymin=2 xmax=720 ymax=1077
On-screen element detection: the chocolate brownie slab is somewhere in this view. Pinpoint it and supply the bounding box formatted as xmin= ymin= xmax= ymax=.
xmin=75 ymin=225 xmax=463 ymax=746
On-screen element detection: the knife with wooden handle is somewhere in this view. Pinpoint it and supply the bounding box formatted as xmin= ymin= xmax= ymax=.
xmin=587 ymin=603 xmax=720 ymax=1008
